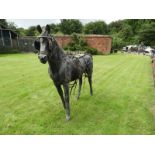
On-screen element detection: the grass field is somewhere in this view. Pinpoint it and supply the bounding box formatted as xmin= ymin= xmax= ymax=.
xmin=0 ymin=53 xmax=155 ymax=134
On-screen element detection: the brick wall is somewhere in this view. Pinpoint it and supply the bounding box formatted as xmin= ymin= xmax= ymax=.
xmin=55 ymin=36 xmax=72 ymax=47
xmin=55 ymin=35 xmax=112 ymax=54
xmin=16 ymin=35 xmax=112 ymax=53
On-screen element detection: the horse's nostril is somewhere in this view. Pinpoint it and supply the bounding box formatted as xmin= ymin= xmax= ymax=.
xmin=41 ymin=57 xmax=44 ymax=61
xmin=43 ymin=56 xmax=47 ymax=59
xmin=38 ymin=54 xmax=47 ymax=64
xmin=38 ymin=54 xmax=47 ymax=59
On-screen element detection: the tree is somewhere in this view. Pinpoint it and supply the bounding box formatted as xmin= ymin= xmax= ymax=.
xmin=111 ymin=33 xmax=124 ymax=49
xmin=60 ymin=19 xmax=83 ymax=34
xmin=108 ymin=19 xmax=151 ymax=49
xmin=108 ymin=20 xmax=123 ymax=34
xmin=0 ymin=19 xmax=8 ymax=28
xmin=120 ymin=24 xmax=133 ymax=40
xmin=139 ymin=22 xmax=155 ymax=46
xmin=7 ymin=22 xmax=17 ymax=31
xmin=16 ymin=28 xmax=26 ymax=36
xmin=25 ymin=26 xmax=38 ymax=36
xmin=84 ymin=21 xmax=107 ymax=34
xmin=49 ymin=23 xmax=60 ymax=34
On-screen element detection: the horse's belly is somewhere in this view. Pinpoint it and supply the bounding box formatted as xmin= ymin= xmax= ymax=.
xmin=71 ymin=69 xmax=82 ymax=81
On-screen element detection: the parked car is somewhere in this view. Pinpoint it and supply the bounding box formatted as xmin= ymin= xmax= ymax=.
xmin=144 ymin=51 xmax=151 ymax=56
xmin=150 ymin=50 xmax=155 ymax=58
xmin=122 ymin=47 xmax=128 ymax=52
xmin=144 ymin=47 xmax=154 ymax=56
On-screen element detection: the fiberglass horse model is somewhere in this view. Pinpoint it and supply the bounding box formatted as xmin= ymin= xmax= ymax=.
xmin=34 ymin=25 xmax=93 ymax=121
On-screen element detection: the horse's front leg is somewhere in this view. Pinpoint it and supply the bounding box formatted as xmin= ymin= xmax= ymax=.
xmin=63 ymin=83 xmax=70 ymax=121
xmin=55 ymin=84 xmax=66 ymax=109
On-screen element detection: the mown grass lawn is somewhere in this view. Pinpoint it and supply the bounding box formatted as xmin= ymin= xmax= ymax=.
xmin=0 ymin=53 xmax=155 ymax=134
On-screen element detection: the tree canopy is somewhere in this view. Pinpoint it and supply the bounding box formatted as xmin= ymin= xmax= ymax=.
xmin=139 ymin=22 xmax=155 ymax=46
xmin=49 ymin=23 xmax=60 ymax=34
xmin=60 ymin=19 xmax=83 ymax=34
xmin=2 ymin=19 xmax=155 ymax=49
xmin=84 ymin=21 xmax=107 ymax=34
xmin=24 ymin=26 xmax=37 ymax=36
xmin=108 ymin=19 xmax=155 ymax=49
xmin=0 ymin=19 xmax=8 ymax=28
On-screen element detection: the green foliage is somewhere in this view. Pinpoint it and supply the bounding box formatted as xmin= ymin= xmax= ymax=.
xmin=120 ymin=24 xmax=133 ymax=40
xmin=85 ymin=47 xmax=98 ymax=55
xmin=111 ymin=33 xmax=124 ymax=49
xmin=84 ymin=21 xmax=107 ymax=34
xmin=108 ymin=19 xmax=155 ymax=49
xmin=25 ymin=26 xmax=38 ymax=36
xmin=108 ymin=20 xmax=123 ymax=34
xmin=7 ymin=22 xmax=17 ymax=31
xmin=71 ymin=33 xmax=87 ymax=47
xmin=0 ymin=19 xmax=8 ymax=28
xmin=16 ymin=28 xmax=26 ymax=36
xmin=64 ymin=33 xmax=87 ymax=51
xmin=138 ymin=22 xmax=155 ymax=46
xmin=63 ymin=33 xmax=99 ymax=55
xmin=49 ymin=23 xmax=60 ymax=34
xmin=60 ymin=19 xmax=83 ymax=34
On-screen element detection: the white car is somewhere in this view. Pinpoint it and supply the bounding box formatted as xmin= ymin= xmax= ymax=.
xmin=122 ymin=47 xmax=127 ymax=51
xmin=144 ymin=47 xmax=154 ymax=56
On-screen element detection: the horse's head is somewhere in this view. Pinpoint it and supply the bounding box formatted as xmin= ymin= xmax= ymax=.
xmin=34 ymin=25 xmax=52 ymax=64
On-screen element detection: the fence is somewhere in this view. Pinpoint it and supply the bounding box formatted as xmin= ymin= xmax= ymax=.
xmin=0 ymin=37 xmax=87 ymax=55
xmin=18 ymin=37 xmax=36 ymax=52
xmin=0 ymin=35 xmax=112 ymax=54
xmin=0 ymin=36 xmax=36 ymax=53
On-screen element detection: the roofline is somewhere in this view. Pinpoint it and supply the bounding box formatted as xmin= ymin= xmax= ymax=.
xmin=0 ymin=28 xmax=18 ymax=35
xmin=55 ymin=34 xmax=112 ymax=38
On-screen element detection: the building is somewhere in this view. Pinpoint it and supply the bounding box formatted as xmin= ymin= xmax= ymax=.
xmin=0 ymin=26 xmax=19 ymax=48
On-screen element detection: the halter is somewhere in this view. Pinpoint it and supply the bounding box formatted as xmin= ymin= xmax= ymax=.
xmin=37 ymin=34 xmax=55 ymax=42
xmin=34 ymin=34 xmax=55 ymax=53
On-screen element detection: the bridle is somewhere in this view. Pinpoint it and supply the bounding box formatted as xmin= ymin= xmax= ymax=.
xmin=40 ymin=34 xmax=54 ymax=47
xmin=34 ymin=34 xmax=55 ymax=53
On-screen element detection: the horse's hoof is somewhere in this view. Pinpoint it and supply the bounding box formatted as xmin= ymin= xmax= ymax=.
xmin=66 ymin=115 xmax=70 ymax=121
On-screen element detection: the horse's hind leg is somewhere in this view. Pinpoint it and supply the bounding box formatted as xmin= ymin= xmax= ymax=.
xmin=88 ymin=75 xmax=93 ymax=96
xmin=77 ymin=77 xmax=82 ymax=100
xmin=63 ymin=83 xmax=70 ymax=121
xmin=55 ymin=85 xmax=66 ymax=109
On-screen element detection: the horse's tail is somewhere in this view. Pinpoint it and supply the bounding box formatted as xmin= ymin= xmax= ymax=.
xmin=83 ymin=54 xmax=93 ymax=76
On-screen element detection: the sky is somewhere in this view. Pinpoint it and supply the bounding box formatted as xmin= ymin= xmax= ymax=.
xmin=7 ymin=19 xmax=120 ymax=29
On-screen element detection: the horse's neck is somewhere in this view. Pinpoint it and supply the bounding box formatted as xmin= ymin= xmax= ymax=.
xmin=48 ymin=40 xmax=65 ymax=73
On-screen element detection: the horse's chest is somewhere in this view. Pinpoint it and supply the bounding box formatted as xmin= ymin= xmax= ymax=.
xmin=48 ymin=58 xmax=83 ymax=84
xmin=48 ymin=67 xmax=68 ymax=84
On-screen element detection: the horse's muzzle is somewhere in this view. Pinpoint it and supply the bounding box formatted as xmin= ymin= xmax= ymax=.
xmin=38 ymin=54 xmax=47 ymax=64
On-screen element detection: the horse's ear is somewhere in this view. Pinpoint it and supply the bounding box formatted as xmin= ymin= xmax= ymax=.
xmin=37 ymin=25 xmax=42 ymax=33
xmin=45 ymin=24 xmax=50 ymax=33
xmin=34 ymin=40 xmax=40 ymax=51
